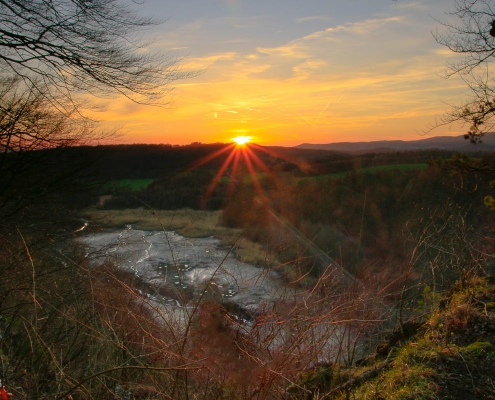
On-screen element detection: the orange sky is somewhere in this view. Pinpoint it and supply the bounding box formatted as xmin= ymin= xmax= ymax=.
xmin=89 ymin=1 xmax=469 ymax=147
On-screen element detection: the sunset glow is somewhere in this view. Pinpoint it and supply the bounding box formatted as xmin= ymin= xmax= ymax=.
xmin=232 ymin=136 xmax=251 ymax=145
xmin=92 ymin=1 xmax=468 ymax=146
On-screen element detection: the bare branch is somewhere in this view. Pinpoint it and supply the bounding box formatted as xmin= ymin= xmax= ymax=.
xmin=0 ymin=0 xmax=193 ymax=112
xmin=432 ymin=0 xmax=495 ymax=141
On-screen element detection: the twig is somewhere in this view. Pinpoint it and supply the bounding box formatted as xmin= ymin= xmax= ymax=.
xmin=55 ymin=360 xmax=206 ymax=400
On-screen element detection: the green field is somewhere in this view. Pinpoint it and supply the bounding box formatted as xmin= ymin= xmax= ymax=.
xmin=302 ymin=163 xmax=428 ymax=181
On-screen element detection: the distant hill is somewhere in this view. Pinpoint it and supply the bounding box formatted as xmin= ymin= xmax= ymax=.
xmin=295 ymin=132 xmax=495 ymax=153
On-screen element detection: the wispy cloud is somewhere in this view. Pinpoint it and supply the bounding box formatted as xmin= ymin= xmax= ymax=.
xmin=304 ymin=15 xmax=404 ymax=38
xmin=292 ymin=60 xmax=327 ymax=81
xmin=295 ymin=15 xmax=331 ymax=23
xmin=257 ymin=16 xmax=405 ymax=63
xmin=391 ymin=1 xmax=426 ymax=10
xmin=181 ymin=52 xmax=239 ymax=70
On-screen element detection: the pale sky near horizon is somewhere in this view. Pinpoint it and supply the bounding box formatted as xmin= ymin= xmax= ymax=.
xmin=96 ymin=0 xmax=470 ymax=146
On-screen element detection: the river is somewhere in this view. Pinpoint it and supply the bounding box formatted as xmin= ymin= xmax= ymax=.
xmin=78 ymin=225 xmax=283 ymax=315
xmin=78 ymin=225 xmax=363 ymax=363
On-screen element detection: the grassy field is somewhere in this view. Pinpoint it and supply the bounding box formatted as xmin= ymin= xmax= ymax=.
xmin=302 ymin=163 xmax=428 ymax=181
xmin=86 ymin=208 xmax=227 ymax=234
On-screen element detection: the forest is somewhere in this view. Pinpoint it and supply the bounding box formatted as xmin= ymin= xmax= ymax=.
xmin=3 ymin=138 xmax=495 ymax=398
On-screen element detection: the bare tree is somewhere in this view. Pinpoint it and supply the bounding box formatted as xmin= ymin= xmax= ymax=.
xmin=433 ymin=0 xmax=495 ymax=142
xmin=0 ymin=0 xmax=188 ymax=112
xmin=0 ymin=0 xmax=191 ymax=222
xmin=0 ymin=78 xmax=95 ymax=154
xmin=0 ymin=78 xmax=111 ymax=222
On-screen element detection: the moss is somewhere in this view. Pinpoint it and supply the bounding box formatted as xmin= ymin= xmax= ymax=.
xmin=464 ymin=341 xmax=495 ymax=356
xmin=341 ymin=364 xmax=438 ymax=400
xmin=330 ymin=276 xmax=495 ymax=399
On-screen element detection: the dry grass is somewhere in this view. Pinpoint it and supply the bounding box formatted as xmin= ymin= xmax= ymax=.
xmin=85 ymin=208 xmax=231 ymax=237
xmin=233 ymin=237 xmax=280 ymax=267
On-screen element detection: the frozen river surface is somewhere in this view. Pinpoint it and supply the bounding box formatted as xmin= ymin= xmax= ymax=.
xmin=78 ymin=226 xmax=282 ymax=312
xmin=78 ymin=226 xmax=355 ymax=361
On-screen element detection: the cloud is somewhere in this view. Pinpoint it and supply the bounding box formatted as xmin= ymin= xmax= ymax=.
xmin=98 ymin=1 xmax=469 ymax=145
xmin=292 ymin=60 xmax=327 ymax=81
xmin=325 ymin=16 xmax=405 ymax=35
xmin=391 ymin=1 xmax=426 ymax=10
xmin=257 ymin=16 xmax=405 ymax=63
xmin=180 ymin=51 xmax=239 ymax=70
xmin=295 ymin=16 xmax=331 ymax=24
xmin=257 ymin=43 xmax=308 ymax=59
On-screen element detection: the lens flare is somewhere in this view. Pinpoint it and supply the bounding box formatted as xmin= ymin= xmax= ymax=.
xmin=186 ymin=140 xmax=310 ymax=211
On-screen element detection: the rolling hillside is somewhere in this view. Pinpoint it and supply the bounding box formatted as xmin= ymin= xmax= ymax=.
xmin=296 ymin=132 xmax=495 ymax=153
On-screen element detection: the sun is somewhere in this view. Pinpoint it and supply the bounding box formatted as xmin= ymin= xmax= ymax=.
xmin=232 ymin=136 xmax=251 ymax=145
